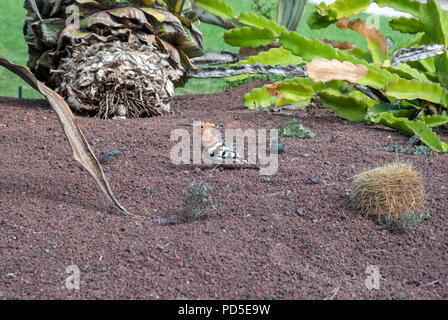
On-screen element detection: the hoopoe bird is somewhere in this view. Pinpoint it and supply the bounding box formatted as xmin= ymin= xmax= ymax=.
xmin=181 ymin=121 xmax=247 ymax=165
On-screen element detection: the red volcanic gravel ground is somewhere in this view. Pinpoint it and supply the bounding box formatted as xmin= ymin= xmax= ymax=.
xmin=0 ymin=82 xmax=447 ymax=299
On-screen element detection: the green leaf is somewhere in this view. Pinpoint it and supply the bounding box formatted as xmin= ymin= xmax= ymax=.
xmin=224 ymin=26 xmax=276 ymax=48
xmin=244 ymin=47 xmax=303 ymax=66
xmin=239 ymin=12 xmax=287 ymax=35
xmin=407 ymin=57 xmax=436 ymax=79
xmin=327 ymin=0 xmax=370 ymax=19
xmin=414 ymin=0 xmax=448 ymax=43
xmin=306 ymin=12 xmax=334 ymax=30
xmin=375 ymin=0 xmax=423 ymax=18
xmin=275 ymin=98 xmax=310 ymax=108
xmin=293 ymin=77 xmax=330 ymax=92
xmin=423 ymin=71 xmax=439 ymax=83
xmin=348 ymin=47 xmax=373 ymax=63
xmin=414 ymin=0 xmax=448 ymax=88
xmin=435 ymin=52 xmax=448 ymax=91
xmin=367 ymin=103 xmax=417 ymax=118
xmin=415 ymin=57 xmax=436 ymax=74
xmin=243 ymin=86 xmax=277 ymax=109
xmin=368 ymin=113 xmax=447 ymax=152
xmin=242 ymin=81 xmax=315 ymax=109
xmin=385 ymin=79 xmax=448 ymax=106
xmin=279 ymin=30 xmax=359 ymax=62
xmin=307 ymin=0 xmax=370 ymax=29
xmin=428 ymin=4 xmax=448 ymax=66
xmin=366 ymin=39 xmax=387 ymax=64
xmin=278 ymin=31 xmax=393 ymax=89
xmin=395 ymin=32 xmax=425 ymax=51
xmin=422 ymin=115 xmax=448 ymax=127
xmin=319 ymin=91 xmax=368 ymax=122
xmin=348 ymin=91 xmax=381 ymax=107
xmin=276 ymin=82 xmax=314 ymax=101
xmin=386 ymin=63 xmax=429 ymax=82
xmin=195 ymin=0 xmax=236 ymax=20
xmin=389 ymin=17 xmax=424 ymax=34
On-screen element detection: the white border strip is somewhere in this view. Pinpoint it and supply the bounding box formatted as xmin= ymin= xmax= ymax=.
xmin=309 ymin=0 xmax=412 ymax=17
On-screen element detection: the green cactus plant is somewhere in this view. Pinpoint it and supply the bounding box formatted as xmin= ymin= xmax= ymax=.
xmin=193 ymin=0 xmax=448 ymax=152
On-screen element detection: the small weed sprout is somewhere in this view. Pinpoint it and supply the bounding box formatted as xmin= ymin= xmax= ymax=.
xmin=183 ymin=180 xmax=213 ymax=222
xmin=279 ymin=119 xmax=316 ymax=139
xmin=378 ymin=211 xmax=431 ymax=233
xmin=413 ymin=145 xmax=432 ymax=156
xmin=384 ymin=143 xmax=432 ymax=156
xmin=384 ymin=135 xmax=432 ymax=156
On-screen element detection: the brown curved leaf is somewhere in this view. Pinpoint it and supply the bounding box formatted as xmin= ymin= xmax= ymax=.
xmin=266 ymin=84 xmax=285 ymax=98
xmin=140 ymin=7 xmax=167 ymax=22
xmin=155 ymin=36 xmax=181 ymax=65
xmin=306 ymin=58 xmax=369 ymax=83
xmin=320 ymin=39 xmax=354 ymax=50
xmin=31 ymin=18 xmax=65 ymax=47
xmin=80 ymin=11 xmax=124 ymax=29
xmin=0 ymin=57 xmax=130 ymax=215
xmin=336 ymin=17 xmax=388 ymax=53
xmin=107 ymin=7 xmax=151 ymax=29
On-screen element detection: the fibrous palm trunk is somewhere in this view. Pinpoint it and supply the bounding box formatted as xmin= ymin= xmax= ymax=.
xmin=23 ymin=0 xmax=203 ymax=118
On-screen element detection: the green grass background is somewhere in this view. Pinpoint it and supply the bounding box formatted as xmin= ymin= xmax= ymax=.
xmin=0 ymin=0 xmax=409 ymax=99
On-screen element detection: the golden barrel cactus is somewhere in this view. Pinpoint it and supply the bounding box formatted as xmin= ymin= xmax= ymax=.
xmin=23 ymin=0 xmax=203 ymax=118
xmin=350 ymin=162 xmax=425 ymax=220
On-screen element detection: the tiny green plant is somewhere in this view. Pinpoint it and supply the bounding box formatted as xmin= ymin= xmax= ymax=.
xmin=279 ymin=118 xmax=316 ymax=138
xmin=378 ymin=211 xmax=431 ymax=233
xmin=384 ymin=143 xmax=407 ymax=154
xmin=183 ymin=180 xmax=214 ymax=222
xmin=384 ymin=143 xmax=433 ymax=156
xmin=413 ymin=145 xmax=433 ymax=156
xmin=384 ymin=136 xmax=433 ymax=156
